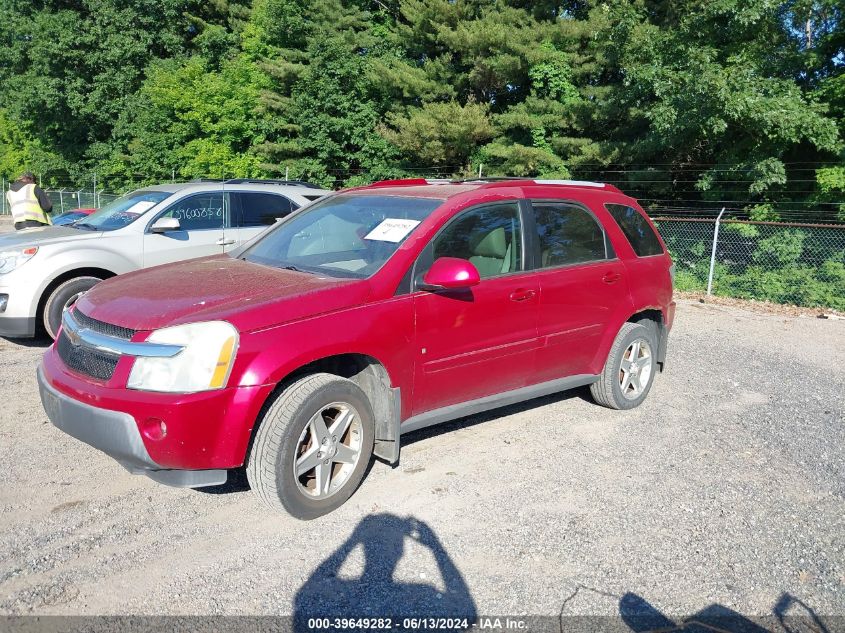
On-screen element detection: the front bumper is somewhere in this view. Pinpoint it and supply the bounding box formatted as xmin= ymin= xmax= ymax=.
xmin=0 ymin=315 xmax=36 ymax=338
xmin=0 ymin=275 xmax=41 ymax=338
xmin=38 ymin=365 xmax=227 ymax=487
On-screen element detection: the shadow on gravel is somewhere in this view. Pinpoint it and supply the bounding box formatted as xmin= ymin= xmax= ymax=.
xmin=620 ymin=592 xmax=832 ymax=633
xmin=293 ymin=514 xmax=476 ymax=629
xmin=196 ymin=384 xmax=592 ymax=495
xmin=401 ymin=387 xmax=587 ymax=448
xmin=1 ymin=334 xmax=52 ymax=349
xmin=194 ymin=457 xmax=383 ymax=496
xmin=194 ymin=467 xmax=251 ymax=495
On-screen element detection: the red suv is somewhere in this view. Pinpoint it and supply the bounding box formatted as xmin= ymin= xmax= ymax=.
xmin=38 ymin=179 xmax=675 ymax=519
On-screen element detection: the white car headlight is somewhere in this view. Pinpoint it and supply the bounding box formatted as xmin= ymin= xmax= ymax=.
xmin=127 ymin=321 xmax=239 ymax=393
xmin=0 ymin=247 xmax=38 ymax=274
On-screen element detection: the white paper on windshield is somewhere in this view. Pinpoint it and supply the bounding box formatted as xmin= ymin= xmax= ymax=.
xmin=124 ymin=200 xmax=157 ymax=215
xmin=364 ymin=219 xmax=420 ymax=243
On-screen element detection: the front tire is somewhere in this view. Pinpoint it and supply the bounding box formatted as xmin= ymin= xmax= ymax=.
xmin=590 ymin=322 xmax=658 ymax=410
xmin=43 ymin=276 xmax=102 ymax=339
xmin=246 ymin=373 xmax=375 ymax=519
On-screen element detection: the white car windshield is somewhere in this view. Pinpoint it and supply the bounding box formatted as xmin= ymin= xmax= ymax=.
xmin=73 ymin=190 xmax=172 ymax=232
xmin=241 ymin=194 xmax=443 ymax=279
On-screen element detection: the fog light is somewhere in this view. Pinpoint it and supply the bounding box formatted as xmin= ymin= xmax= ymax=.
xmin=140 ymin=417 xmax=167 ymax=441
xmin=0 ymin=294 xmax=8 ymax=313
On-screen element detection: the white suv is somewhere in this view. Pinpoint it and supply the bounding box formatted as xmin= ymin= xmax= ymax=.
xmin=0 ymin=179 xmax=330 ymax=338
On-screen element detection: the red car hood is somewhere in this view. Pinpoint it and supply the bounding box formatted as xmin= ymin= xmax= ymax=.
xmin=75 ymin=256 xmax=369 ymax=332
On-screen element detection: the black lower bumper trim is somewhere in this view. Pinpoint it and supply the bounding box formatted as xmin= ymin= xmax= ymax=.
xmin=124 ymin=464 xmax=228 ymax=488
xmin=38 ymin=364 xmax=228 ymax=489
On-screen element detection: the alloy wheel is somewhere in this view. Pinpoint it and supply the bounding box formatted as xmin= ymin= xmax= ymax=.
xmin=619 ymin=338 xmax=654 ymax=399
xmin=293 ymin=402 xmax=363 ymax=500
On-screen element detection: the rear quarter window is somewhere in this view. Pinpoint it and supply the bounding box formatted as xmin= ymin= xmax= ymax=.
xmin=605 ymin=204 xmax=664 ymax=257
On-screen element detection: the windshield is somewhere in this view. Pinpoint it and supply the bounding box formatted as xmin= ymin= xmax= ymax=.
xmin=242 ymin=194 xmax=443 ymax=278
xmin=74 ymin=190 xmax=173 ymax=231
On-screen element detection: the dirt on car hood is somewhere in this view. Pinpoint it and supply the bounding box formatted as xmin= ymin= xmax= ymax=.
xmin=74 ymin=255 xmax=369 ymax=333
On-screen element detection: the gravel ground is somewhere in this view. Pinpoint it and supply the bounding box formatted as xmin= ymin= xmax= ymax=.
xmin=0 ymin=299 xmax=843 ymax=626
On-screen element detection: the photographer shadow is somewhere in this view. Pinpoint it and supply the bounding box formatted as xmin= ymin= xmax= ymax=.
xmin=294 ymin=514 xmax=476 ymax=629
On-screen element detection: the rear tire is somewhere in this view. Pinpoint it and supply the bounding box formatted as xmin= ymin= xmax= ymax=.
xmin=590 ymin=322 xmax=658 ymax=410
xmin=246 ymin=373 xmax=375 ymax=519
xmin=43 ymin=276 xmax=102 ymax=340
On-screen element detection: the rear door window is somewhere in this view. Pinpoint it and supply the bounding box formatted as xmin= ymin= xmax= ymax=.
xmin=236 ymin=192 xmax=296 ymax=227
xmin=533 ymin=202 xmax=608 ymax=267
xmin=605 ymin=203 xmax=664 ymax=256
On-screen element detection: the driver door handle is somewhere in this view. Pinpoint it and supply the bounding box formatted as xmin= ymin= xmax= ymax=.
xmin=216 ymin=238 xmax=236 ymax=246
xmin=603 ymin=271 xmax=622 ymax=284
xmin=509 ymin=289 xmax=537 ymax=302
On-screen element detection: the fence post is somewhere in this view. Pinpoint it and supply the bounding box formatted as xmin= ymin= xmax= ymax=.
xmin=1 ymin=177 xmax=5 ymax=215
xmin=706 ymin=207 xmax=726 ymax=296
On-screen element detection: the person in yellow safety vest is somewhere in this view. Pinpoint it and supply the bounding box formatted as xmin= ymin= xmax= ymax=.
xmin=6 ymin=172 xmax=53 ymax=230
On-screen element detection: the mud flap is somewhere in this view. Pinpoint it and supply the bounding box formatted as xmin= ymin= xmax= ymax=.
xmin=373 ymin=386 xmax=401 ymax=465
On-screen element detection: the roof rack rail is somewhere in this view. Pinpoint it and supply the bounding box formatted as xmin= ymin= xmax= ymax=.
xmin=367 ymin=176 xmax=622 ymax=194
xmin=370 ymin=178 xmax=431 ymax=187
xmin=451 ymin=177 xmax=534 ymax=183
xmin=456 ymin=177 xmax=609 ymax=188
xmin=470 ymin=178 xmax=622 ymax=193
xmin=530 ymin=179 xmax=607 ymax=188
xmin=222 ymin=178 xmax=323 ymax=189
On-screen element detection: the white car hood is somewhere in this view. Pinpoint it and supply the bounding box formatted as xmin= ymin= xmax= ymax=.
xmin=0 ymin=225 xmax=102 ymax=249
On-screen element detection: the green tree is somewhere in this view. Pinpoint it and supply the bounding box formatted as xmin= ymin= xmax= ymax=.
xmin=102 ymin=55 xmax=268 ymax=185
xmin=0 ymin=0 xmax=250 ymax=181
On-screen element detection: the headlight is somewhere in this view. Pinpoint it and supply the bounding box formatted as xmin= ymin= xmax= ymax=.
xmin=0 ymin=247 xmax=38 ymax=274
xmin=127 ymin=321 xmax=239 ymax=393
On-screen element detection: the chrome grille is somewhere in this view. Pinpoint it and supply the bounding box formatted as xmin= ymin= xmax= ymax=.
xmin=56 ymin=330 xmax=119 ymax=381
xmin=55 ymin=309 xmax=136 ymax=381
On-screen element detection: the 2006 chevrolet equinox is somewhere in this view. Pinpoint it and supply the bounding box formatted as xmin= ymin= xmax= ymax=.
xmin=38 ymin=178 xmax=676 ymax=519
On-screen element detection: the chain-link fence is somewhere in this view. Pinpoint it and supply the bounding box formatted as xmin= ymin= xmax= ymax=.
xmin=41 ymin=189 xmax=121 ymax=213
xmin=653 ymin=217 xmax=845 ymax=310
xmin=0 ymin=186 xmax=121 ymax=216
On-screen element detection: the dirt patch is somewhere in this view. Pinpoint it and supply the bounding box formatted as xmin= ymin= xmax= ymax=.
xmin=676 ymin=290 xmax=844 ymax=318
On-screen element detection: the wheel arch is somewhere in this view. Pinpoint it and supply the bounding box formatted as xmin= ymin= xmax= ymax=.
xmin=36 ymin=267 xmax=118 ymax=333
xmin=245 ymin=352 xmax=401 ymax=470
xmin=626 ymin=308 xmax=667 ymax=370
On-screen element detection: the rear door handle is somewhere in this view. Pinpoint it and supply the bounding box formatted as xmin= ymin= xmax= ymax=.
xmin=509 ymin=289 xmax=537 ymax=302
xmin=602 ymin=272 xmax=622 ymax=284
xmin=216 ymin=238 xmax=236 ymax=246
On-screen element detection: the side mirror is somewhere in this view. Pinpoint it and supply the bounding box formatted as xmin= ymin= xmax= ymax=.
xmin=419 ymin=257 xmax=481 ymax=291
xmin=150 ymin=217 xmax=180 ymax=233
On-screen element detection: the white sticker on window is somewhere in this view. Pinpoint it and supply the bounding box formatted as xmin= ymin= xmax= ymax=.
xmin=364 ymin=218 xmax=421 ymax=243
xmin=124 ymin=200 xmax=157 ymax=215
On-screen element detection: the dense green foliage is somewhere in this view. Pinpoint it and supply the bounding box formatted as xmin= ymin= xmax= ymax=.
xmin=1 ymin=0 xmax=843 ymax=220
